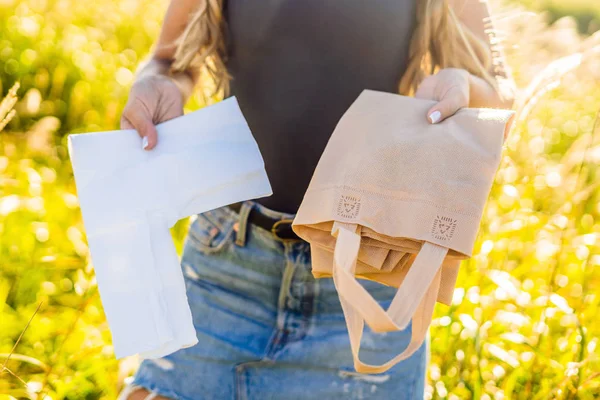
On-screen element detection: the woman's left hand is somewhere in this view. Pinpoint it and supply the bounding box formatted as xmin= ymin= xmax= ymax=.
xmin=415 ymin=68 xmax=470 ymax=124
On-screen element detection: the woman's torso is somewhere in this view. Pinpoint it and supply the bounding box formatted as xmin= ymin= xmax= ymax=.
xmin=224 ymin=0 xmax=417 ymax=213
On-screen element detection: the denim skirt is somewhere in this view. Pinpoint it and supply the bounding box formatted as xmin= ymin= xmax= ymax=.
xmin=130 ymin=201 xmax=428 ymax=399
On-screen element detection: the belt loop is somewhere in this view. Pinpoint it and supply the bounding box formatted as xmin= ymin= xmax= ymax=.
xmin=235 ymin=201 xmax=253 ymax=247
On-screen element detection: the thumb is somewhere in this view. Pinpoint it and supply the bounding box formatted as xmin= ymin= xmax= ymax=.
xmin=426 ymin=89 xmax=466 ymax=124
xmin=123 ymin=108 xmax=159 ymax=150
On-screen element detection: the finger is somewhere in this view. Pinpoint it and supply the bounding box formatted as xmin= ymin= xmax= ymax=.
xmin=414 ymin=77 xmax=435 ymax=100
xmin=426 ymin=88 xmax=466 ymax=124
xmin=123 ymin=108 xmax=158 ymax=150
xmin=157 ymin=104 xmax=184 ymax=124
xmin=156 ymin=87 xmax=184 ymax=122
xmin=120 ymin=115 xmax=134 ymax=130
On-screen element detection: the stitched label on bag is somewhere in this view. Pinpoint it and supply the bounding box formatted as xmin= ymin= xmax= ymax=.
xmin=431 ymin=215 xmax=457 ymax=241
xmin=337 ymin=195 xmax=361 ymax=219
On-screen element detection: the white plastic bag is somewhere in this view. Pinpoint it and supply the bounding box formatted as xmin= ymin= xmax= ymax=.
xmin=68 ymin=97 xmax=272 ymax=359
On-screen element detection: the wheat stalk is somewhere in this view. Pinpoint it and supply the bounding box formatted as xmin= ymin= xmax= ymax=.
xmin=0 ymin=82 xmax=19 ymax=132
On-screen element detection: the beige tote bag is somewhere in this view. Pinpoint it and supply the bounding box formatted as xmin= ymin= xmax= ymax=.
xmin=292 ymin=89 xmax=514 ymax=374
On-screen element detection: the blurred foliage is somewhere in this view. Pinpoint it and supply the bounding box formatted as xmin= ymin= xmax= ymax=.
xmin=0 ymin=0 xmax=167 ymax=136
xmin=425 ymin=10 xmax=600 ymax=400
xmin=508 ymin=0 xmax=600 ymax=34
xmin=1 ymin=0 xmax=600 ymax=399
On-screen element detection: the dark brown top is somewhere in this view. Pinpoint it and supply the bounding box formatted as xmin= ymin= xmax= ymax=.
xmin=224 ymin=0 xmax=417 ymax=213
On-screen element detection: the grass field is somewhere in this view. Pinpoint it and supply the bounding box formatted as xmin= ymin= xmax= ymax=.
xmin=1 ymin=1 xmax=599 ymax=399
xmin=509 ymin=0 xmax=600 ymax=33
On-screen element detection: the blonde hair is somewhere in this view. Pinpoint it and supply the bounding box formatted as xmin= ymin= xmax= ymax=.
xmin=171 ymin=0 xmax=502 ymax=98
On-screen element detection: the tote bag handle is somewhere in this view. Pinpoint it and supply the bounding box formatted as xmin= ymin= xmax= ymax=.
xmin=332 ymin=223 xmax=448 ymax=332
xmin=331 ymin=224 xmax=446 ymax=374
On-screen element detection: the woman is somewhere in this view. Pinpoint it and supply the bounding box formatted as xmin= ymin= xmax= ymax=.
xmin=119 ymin=0 xmax=515 ymax=398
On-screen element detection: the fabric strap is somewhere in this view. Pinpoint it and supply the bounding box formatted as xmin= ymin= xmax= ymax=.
xmin=331 ymin=222 xmax=447 ymax=374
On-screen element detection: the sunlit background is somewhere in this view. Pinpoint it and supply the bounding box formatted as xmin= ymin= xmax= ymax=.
xmin=0 ymin=0 xmax=599 ymax=399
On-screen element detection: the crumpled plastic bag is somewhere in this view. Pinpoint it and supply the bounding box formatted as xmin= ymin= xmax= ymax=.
xmin=68 ymin=97 xmax=272 ymax=359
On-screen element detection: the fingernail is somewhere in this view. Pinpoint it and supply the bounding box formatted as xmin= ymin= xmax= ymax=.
xmin=428 ymin=111 xmax=442 ymax=124
xmin=142 ymin=136 xmax=149 ymax=150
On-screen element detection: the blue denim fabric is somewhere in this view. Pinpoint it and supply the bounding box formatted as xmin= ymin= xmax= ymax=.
xmin=131 ymin=201 xmax=428 ymax=399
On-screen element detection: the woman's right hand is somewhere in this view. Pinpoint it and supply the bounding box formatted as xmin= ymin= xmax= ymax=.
xmin=120 ymin=74 xmax=184 ymax=151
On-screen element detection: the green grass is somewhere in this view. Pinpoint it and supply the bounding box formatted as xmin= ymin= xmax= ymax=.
xmin=0 ymin=0 xmax=166 ymax=136
xmin=1 ymin=0 xmax=600 ymax=399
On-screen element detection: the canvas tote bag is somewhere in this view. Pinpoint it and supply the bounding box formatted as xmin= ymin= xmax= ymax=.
xmin=292 ymin=89 xmax=514 ymax=374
